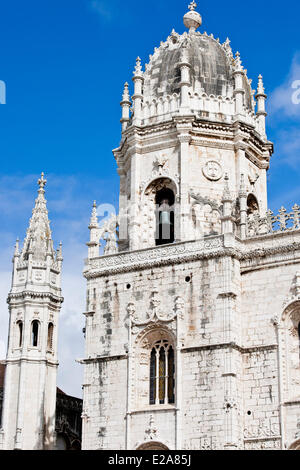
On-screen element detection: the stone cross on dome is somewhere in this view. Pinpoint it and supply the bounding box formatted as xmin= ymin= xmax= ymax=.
xmin=188 ymin=1 xmax=197 ymax=10
xmin=38 ymin=172 xmax=47 ymax=191
xmin=183 ymin=1 xmax=202 ymax=31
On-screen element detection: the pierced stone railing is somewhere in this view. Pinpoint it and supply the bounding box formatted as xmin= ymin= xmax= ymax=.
xmin=246 ymin=205 xmax=300 ymax=237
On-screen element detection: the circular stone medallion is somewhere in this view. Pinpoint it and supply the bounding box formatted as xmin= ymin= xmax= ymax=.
xmin=202 ymin=161 xmax=223 ymax=181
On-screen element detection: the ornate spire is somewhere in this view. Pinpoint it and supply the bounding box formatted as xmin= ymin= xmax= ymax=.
xmin=234 ymin=51 xmax=243 ymax=71
xmin=56 ymin=241 xmax=63 ymax=262
xmin=183 ymin=2 xmax=202 ymax=32
xmin=222 ymin=173 xmax=232 ymax=202
xmin=20 ymin=173 xmax=54 ymax=262
xmin=133 ymin=57 xmax=143 ymax=77
xmin=13 ymin=238 xmax=20 ymax=258
xmin=121 ymin=82 xmax=130 ymax=103
xmin=89 ymin=200 xmax=99 ymax=228
xmin=256 ymin=74 xmax=266 ymax=96
xmin=38 ymin=172 xmax=47 ymax=192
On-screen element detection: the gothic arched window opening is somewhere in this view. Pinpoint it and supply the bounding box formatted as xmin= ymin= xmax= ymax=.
xmin=149 ymin=340 xmax=175 ymax=405
xmin=47 ymin=322 xmax=54 ymax=350
xmin=298 ymin=322 xmax=300 ymax=360
xmin=155 ymin=188 xmax=175 ymax=246
xmin=31 ymin=320 xmax=39 ymax=347
xmin=17 ymin=321 xmax=23 ymax=348
xmin=247 ymin=194 xmax=259 ymax=216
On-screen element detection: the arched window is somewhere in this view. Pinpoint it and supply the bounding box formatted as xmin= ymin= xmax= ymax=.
xmin=17 ymin=321 xmax=23 ymax=348
xmin=155 ymin=188 xmax=175 ymax=246
xmin=31 ymin=320 xmax=39 ymax=347
xmin=47 ymin=323 xmax=54 ymax=350
xmin=247 ymin=194 xmax=259 ymax=216
xmin=149 ymin=340 xmax=175 ymax=405
xmin=298 ymin=322 xmax=300 ymax=360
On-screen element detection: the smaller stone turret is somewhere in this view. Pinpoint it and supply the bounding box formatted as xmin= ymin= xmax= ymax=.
xmin=1 ymin=173 xmax=63 ymax=450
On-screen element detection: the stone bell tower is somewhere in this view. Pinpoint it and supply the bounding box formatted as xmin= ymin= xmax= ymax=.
xmin=0 ymin=174 xmax=63 ymax=450
xmin=114 ymin=1 xmax=272 ymax=252
xmin=80 ymin=2 xmax=300 ymax=452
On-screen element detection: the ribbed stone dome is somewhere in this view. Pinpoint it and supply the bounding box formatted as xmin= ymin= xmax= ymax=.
xmin=142 ymin=31 xmax=253 ymax=111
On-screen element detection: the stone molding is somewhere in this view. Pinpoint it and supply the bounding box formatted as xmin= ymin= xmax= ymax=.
xmin=80 ymin=342 xmax=277 ymax=363
xmin=84 ymin=236 xmax=224 ymax=277
xmin=79 ymin=354 xmax=127 ymax=364
xmin=7 ymin=291 xmax=63 ymax=304
xmin=181 ymin=342 xmax=277 ymax=354
xmin=85 ymin=230 xmax=300 ymax=277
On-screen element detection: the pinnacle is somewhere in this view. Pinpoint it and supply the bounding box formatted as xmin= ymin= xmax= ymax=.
xmin=20 ymin=173 xmax=54 ymax=262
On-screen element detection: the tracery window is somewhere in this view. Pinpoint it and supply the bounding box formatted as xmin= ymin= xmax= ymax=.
xmin=149 ymin=339 xmax=175 ymax=405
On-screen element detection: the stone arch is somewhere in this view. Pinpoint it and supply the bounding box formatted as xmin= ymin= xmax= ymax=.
xmin=289 ymin=438 xmax=300 ymax=450
xmin=55 ymin=432 xmax=71 ymax=450
xmin=31 ymin=319 xmax=40 ymax=347
xmin=16 ymin=320 xmax=23 ymax=348
xmin=247 ymin=193 xmax=259 ymax=216
xmin=137 ymin=441 xmax=169 ymax=450
xmin=141 ymin=177 xmax=178 ymax=248
xmin=280 ymin=300 xmax=300 ymax=401
xmin=133 ymin=325 xmax=176 ymax=410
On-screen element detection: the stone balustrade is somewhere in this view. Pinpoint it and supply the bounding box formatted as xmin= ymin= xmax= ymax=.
xmin=247 ymin=204 xmax=300 ymax=237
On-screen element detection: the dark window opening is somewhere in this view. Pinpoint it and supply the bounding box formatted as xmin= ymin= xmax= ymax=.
xmin=149 ymin=348 xmax=156 ymax=405
xmin=155 ymin=188 xmax=175 ymax=246
xmin=17 ymin=321 xmax=23 ymax=348
xmin=247 ymin=194 xmax=259 ymax=216
xmin=32 ymin=320 xmax=39 ymax=347
xmin=149 ymin=340 xmax=175 ymax=405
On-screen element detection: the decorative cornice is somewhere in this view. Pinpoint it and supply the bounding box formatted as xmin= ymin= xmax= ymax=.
xmin=7 ymin=290 xmax=63 ymax=304
xmin=181 ymin=342 xmax=277 ymax=354
xmin=79 ymin=354 xmax=127 ymax=364
xmin=84 ymin=236 xmax=225 ymax=278
xmin=84 ymin=230 xmax=300 ymax=277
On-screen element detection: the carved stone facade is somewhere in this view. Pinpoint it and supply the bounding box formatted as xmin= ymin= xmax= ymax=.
xmin=81 ymin=3 xmax=300 ymax=450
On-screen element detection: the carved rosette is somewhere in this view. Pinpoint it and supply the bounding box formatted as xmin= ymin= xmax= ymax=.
xmin=202 ymin=160 xmax=223 ymax=181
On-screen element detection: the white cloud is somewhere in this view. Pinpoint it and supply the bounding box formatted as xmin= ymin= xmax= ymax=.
xmin=269 ymin=53 xmax=300 ymax=119
xmin=89 ymin=1 xmax=112 ymax=21
xmin=270 ymin=127 xmax=300 ymax=170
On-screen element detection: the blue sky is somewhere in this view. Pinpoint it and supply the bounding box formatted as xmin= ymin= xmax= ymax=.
xmin=0 ymin=0 xmax=299 ymax=397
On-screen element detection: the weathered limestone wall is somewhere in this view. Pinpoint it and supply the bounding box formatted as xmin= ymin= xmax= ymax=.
xmin=82 ymin=358 xmax=127 ymax=450
xmin=83 ymin=230 xmax=300 ymax=450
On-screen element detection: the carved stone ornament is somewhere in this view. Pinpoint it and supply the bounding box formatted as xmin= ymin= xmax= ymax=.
xmin=223 ymin=396 xmax=237 ymax=413
xmin=244 ymin=418 xmax=280 ymax=439
xmin=144 ymin=414 xmax=158 ymax=441
xmin=152 ymin=155 xmax=169 ymax=177
xmin=190 ymin=190 xmax=221 ymax=213
xmin=130 ymin=291 xmax=178 ymax=326
xmin=202 ymin=160 xmax=223 ymax=181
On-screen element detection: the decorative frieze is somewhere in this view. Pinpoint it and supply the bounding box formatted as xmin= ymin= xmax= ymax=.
xmin=84 ymin=236 xmax=224 ymax=277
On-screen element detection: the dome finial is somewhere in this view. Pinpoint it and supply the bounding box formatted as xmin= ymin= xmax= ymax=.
xmin=38 ymin=172 xmax=47 ymax=192
xmin=184 ymin=1 xmax=202 ymax=32
xmin=188 ymin=1 xmax=197 ymax=10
